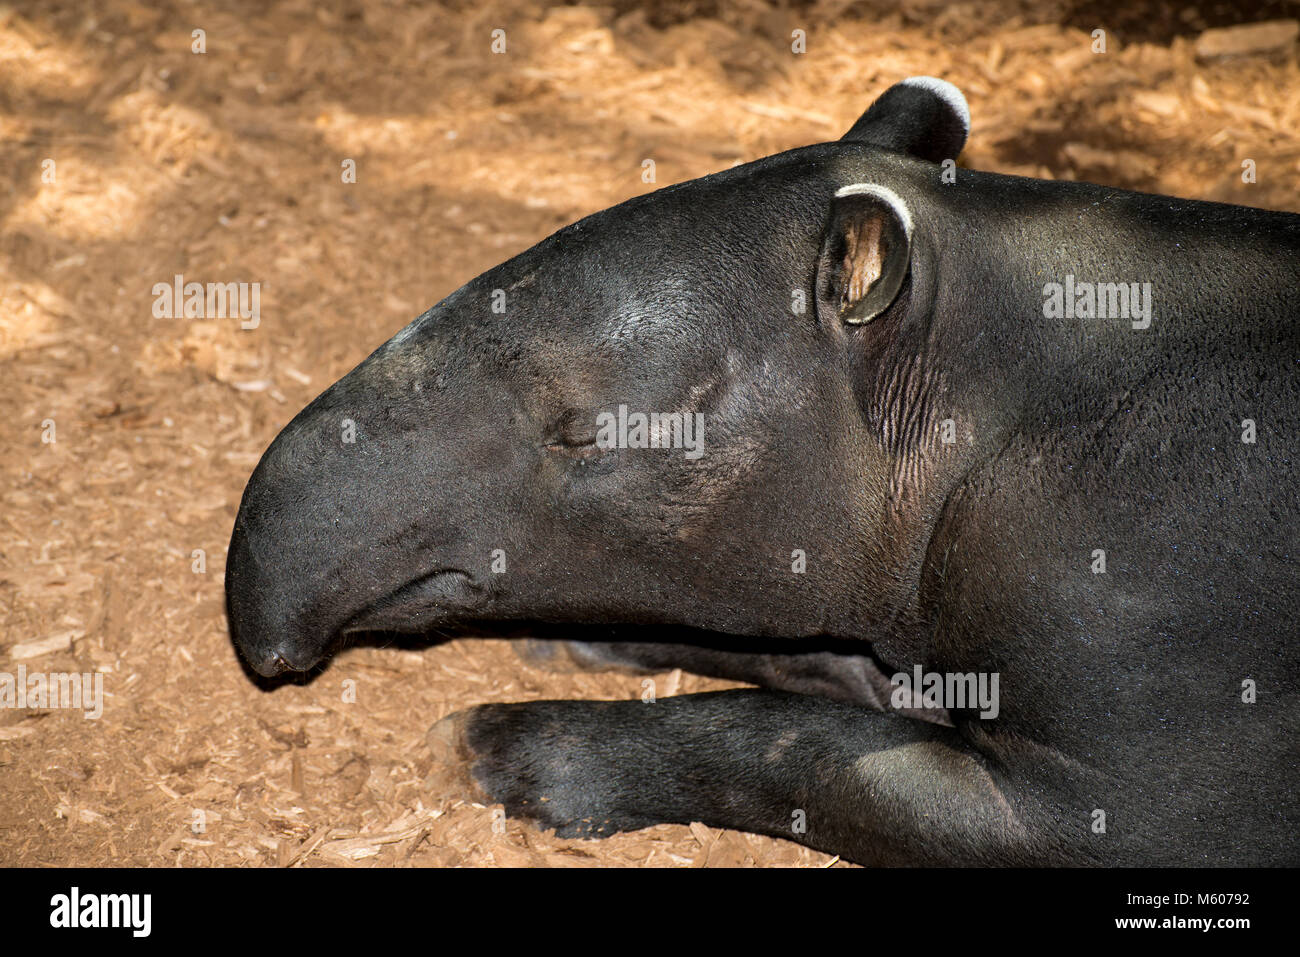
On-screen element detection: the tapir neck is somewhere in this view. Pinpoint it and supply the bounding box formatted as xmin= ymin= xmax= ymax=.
xmin=939 ymin=175 xmax=1299 ymax=424
xmin=850 ymin=174 xmax=1299 ymax=657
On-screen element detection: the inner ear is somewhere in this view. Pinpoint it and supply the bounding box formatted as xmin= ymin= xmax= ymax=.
xmin=816 ymin=184 xmax=912 ymax=325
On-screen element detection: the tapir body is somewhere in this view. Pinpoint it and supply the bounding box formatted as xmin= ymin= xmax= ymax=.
xmin=227 ymin=78 xmax=1299 ymax=865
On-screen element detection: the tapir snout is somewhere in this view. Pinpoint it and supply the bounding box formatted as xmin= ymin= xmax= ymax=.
xmin=227 ymin=320 xmax=513 ymax=675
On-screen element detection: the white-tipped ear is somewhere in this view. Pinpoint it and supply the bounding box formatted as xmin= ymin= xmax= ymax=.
xmin=842 ymin=76 xmax=969 ymax=163
xmin=817 ymin=184 xmax=912 ymax=325
xmin=900 ymin=76 xmax=970 ymax=142
xmin=834 ymin=184 xmax=913 ymax=241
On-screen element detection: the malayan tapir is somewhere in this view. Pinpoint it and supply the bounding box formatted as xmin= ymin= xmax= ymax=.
xmin=226 ymin=77 xmax=1299 ymax=866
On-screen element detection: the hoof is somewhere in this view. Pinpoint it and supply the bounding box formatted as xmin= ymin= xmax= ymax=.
xmin=426 ymin=711 xmax=469 ymax=763
xmin=510 ymin=637 xmax=650 ymax=674
xmin=425 ymin=709 xmax=486 ymax=802
xmin=510 ymin=638 xmax=585 ymax=672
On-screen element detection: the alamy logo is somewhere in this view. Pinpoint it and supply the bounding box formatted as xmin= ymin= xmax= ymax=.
xmin=49 ymin=887 xmax=151 ymax=937
xmin=1042 ymin=274 xmax=1152 ymax=329
xmin=595 ymin=405 xmax=705 ymax=459
xmin=891 ymin=665 xmax=1000 ymax=719
xmin=152 ymin=273 xmax=260 ymax=329
xmin=0 ymin=666 xmax=104 ymax=719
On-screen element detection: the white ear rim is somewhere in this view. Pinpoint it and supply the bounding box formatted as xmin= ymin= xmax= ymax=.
xmin=900 ymin=75 xmax=971 ymax=140
xmin=832 ymin=183 xmax=913 ymax=241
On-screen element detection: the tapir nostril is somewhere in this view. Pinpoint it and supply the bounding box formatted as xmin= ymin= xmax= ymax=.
xmin=252 ymin=652 xmax=292 ymax=678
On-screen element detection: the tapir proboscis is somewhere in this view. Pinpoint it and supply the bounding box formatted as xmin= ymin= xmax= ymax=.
xmin=227 ymin=77 xmax=1299 ymax=866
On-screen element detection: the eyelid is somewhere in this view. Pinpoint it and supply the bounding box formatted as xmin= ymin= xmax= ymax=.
xmin=546 ymin=434 xmax=597 ymax=449
xmin=544 ymin=436 xmax=604 ymax=460
xmin=542 ymin=408 xmax=603 ymax=455
xmin=548 ymin=409 xmax=597 ymax=442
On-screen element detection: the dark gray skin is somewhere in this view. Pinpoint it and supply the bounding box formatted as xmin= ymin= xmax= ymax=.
xmin=226 ymin=78 xmax=1299 ymax=866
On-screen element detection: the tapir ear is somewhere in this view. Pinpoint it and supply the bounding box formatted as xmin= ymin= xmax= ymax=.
xmin=842 ymin=76 xmax=969 ymax=163
xmin=816 ymin=184 xmax=912 ymax=325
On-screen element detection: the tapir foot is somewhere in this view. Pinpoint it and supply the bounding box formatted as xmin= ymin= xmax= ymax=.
xmin=426 ymin=689 xmax=1036 ymax=862
xmin=427 ymin=700 xmax=661 ymax=837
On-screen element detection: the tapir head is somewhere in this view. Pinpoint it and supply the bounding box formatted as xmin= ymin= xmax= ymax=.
xmin=227 ymin=78 xmax=971 ymax=676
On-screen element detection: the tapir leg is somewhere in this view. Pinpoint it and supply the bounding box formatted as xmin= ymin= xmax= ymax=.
xmin=430 ymin=689 xmax=1043 ymax=865
xmin=513 ymin=638 xmax=950 ymax=723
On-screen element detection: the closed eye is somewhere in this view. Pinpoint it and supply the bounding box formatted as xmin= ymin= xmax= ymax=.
xmin=545 ymin=436 xmax=599 ymax=453
xmin=543 ymin=409 xmax=603 ymax=457
xmin=543 ymin=435 xmax=607 ymax=461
